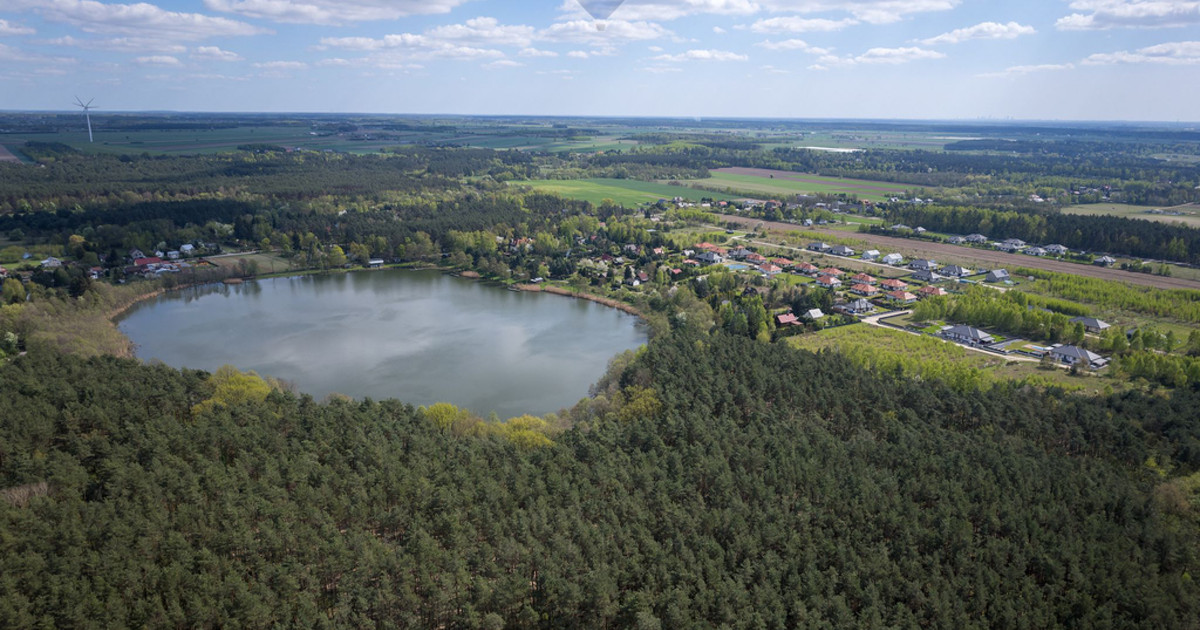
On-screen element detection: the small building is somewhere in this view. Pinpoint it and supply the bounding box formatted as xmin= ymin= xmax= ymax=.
xmin=941 ymin=265 xmax=972 ymax=278
xmin=845 ymin=299 xmax=873 ymax=315
xmin=948 ymin=236 xmax=966 ymax=245
xmin=1094 ymin=256 xmax=1116 ymax=267
xmin=1069 ymin=316 xmax=1111 ymax=334
xmin=368 ymin=258 xmax=385 ymax=268
xmin=862 ymin=250 xmax=881 ymax=261
xmin=1045 ymin=244 xmax=1069 ymax=256
xmin=985 ymin=269 xmax=1011 ymax=283
xmin=807 ymin=242 xmax=831 ymax=253
xmin=128 ymin=248 xmax=146 ymax=260
xmin=1025 ymin=247 xmax=1048 ymax=257
xmin=41 ymin=257 xmax=63 ymax=269
xmin=965 ymin=234 xmax=988 ymax=244
xmin=695 ymin=251 xmax=723 ymax=265
xmin=1050 ymin=345 xmax=1108 ymax=369
xmin=910 ymin=269 xmax=946 ymax=283
xmin=850 ymin=273 xmax=877 ymax=285
xmin=830 ymin=245 xmax=855 ymax=257
xmin=776 ymin=312 xmax=801 ymax=327
xmin=166 ymin=250 xmax=181 ymax=260
xmin=918 ymin=285 xmax=948 ymax=298
xmin=819 ymin=267 xmax=844 ymax=278
xmin=180 ymin=244 xmax=196 ymax=255
xmin=995 ymin=239 xmax=1027 ymax=253
xmin=816 ymin=275 xmax=843 ymax=289
xmin=909 ymin=259 xmax=939 ymax=272
xmin=758 ymin=263 xmax=782 ymax=276
xmin=795 ymin=262 xmax=819 ymax=275
xmin=887 ymin=290 xmax=918 ymax=304
xmin=804 ymin=308 xmax=825 ymax=320
xmin=745 ymin=253 xmax=767 ymax=264
xmin=728 ymin=247 xmax=753 ymax=260
xmin=851 ymin=283 xmax=880 ymax=297
xmin=881 ymin=253 xmax=904 ymax=266
xmin=881 ymin=278 xmax=909 ymax=290
xmin=943 ymin=324 xmax=995 ymax=345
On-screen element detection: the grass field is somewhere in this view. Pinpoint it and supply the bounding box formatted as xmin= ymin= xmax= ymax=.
xmin=675 ymin=168 xmax=910 ymax=202
xmin=515 ymin=178 xmax=740 ymax=206
xmin=1063 ymin=203 xmax=1200 ymax=228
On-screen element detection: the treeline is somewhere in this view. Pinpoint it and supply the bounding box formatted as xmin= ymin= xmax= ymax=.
xmin=2 ymin=332 xmax=1199 ymax=627
xmin=882 ymin=204 xmax=1200 ymax=264
xmin=913 ymin=285 xmax=1087 ymax=345
xmin=1015 ymin=267 xmax=1200 ymax=324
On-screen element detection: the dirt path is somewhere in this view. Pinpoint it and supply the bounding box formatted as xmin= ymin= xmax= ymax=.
xmin=718 ymin=214 xmax=1200 ymax=292
xmin=861 ymin=309 xmax=1044 ymax=364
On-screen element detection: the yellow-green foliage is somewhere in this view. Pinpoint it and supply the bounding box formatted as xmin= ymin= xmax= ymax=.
xmin=420 ymin=403 xmax=554 ymax=448
xmin=790 ymin=325 xmax=994 ymax=392
xmin=619 ymin=385 xmax=663 ymax=422
xmin=192 ymin=365 xmax=275 ymax=415
xmin=420 ymin=402 xmax=474 ymax=431
xmin=1015 ymin=267 xmax=1200 ymax=323
xmin=485 ymin=415 xmax=554 ymax=449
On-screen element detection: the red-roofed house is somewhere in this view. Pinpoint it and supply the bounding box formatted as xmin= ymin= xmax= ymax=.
xmin=881 ymin=278 xmax=909 ymax=290
xmin=816 ymin=275 xmax=843 ymax=289
xmin=851 ymin=283 xmax=880 ymax=297
xmin=887 ymin=290 xmax=918 ymax=304
xmin=851 ymin=273 xmax=877 ymax=285
xmin=758 ymin=263 xmax=782 ymax=275
xmin=820 ymin=267 xmax=844 ymax=277
xmin=745 ymin=253 xmax=767 ymax=264
xmin=775 ymin=312 xmax=800 ymax=326
xmin=918 ymin=286 xmax=948 ymax=298
xmin=134 ymin=257 xmax=164 ymax=268
xmin=771 ymin=257 xmax=793 ymax=268
xmin=796 ymin=262 xmax=819 ymax=275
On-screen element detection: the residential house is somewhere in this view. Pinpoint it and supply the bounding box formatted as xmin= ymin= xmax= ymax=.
xmin=758 ymin=263 xmax=782 ymax=276
xmin=850 ymin=273 xmax=877 ymax=285
xmin=910 ymin=269 xmax=945 ymax=283
xmin=40 ymin=257 xmax=63 ymax=269
xmin=886 ymin=290 xmax=918 ymax=304
xmin=128 ymin=248 xmax=146 ymax=260
xmin=1024 ymin=247 xmax=1048 ymax=257
xmin=965 ymin=234 xmax=988 ymax=244
xmin=1044 ymin=244 xmax=1070 ymax=256
xmin=368 ymin=259 xmax=385 ymax=268
xmin=795 ymin=262 xmax=819 ymax=275
xmin=1069 ymin=316 xmax=1111 ymax=334
xmin=851 ymin=283 xmax=880 ymax=297
xmin=943 ymin=324 xmax=995 ymax=345
xmin=985 ymin=269 xmax=1011 ymax=283
xmin=995 ymin=238 xmax=1027 ymax=253
xmin=830 ymin=245 xmax=855 ymax=257
xmin=807 ymin=242 xmax=831 ymax=252
xmin=167 ymin=250 xmax=181 ymax=260
xmin=180 ymin=244 xmax=195 ymax=255
xmin=771 ymin=257 xmax=793 ymax=268
xmin=914 ymin=227 xmax=927 ymax=235
xmin=1095 ymin=256 xmax=1117 ymax=267
xmin=804 ymin=308 xmax=825 ymax=320
xmin=941 ymin=265 xmax=972 ymax=278
xmin=728 ymin=247 xmax=753 ymax=260
xmin=890 ymin=224 xmax=911 ymax=231
xmin=1050 ymin=345 xmax=1108 ymax=369
xmin=918 ymin=285 xmax=948 ymax=298
xmin=881 ymin=278 xmax=909 ymax=290
xmin=776 ymin=312 xmax=801 ymax=327
xmin=0 ymin=266 xmax=7 ymax=279
xmin=816 ymin=275 xmax=843 ymax=289
xmin=948 ymin=236 xmax=966 ymax=245
xmin=745 ymin=253 xmax=767 ymax=265
xmin=909 ymin=259 xmax=939 ymax=272
xmin=819 ymin=267 xmax=844 ymax=278
xmin=844 ymin=299 xmax=873 ymax=315
xmin=861 ymin=250 xmax=881 ymax=261
xmin=695 ymin=251 xmax=723 ymax=265
xmin=881 ymin=253 xmax=904 ymax=266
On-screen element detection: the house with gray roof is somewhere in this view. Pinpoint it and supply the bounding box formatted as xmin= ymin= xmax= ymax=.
xmin=942 ymin=324 xmax=995 ymax=345
xmin=1069 ymin=316 xmax=1111 ymax=334
xmin=1050 ymin=345 xmax=1108 ymax=369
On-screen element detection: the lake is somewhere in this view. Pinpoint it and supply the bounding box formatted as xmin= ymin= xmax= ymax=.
xmin=118 ymin=270 xmax=646 ymax=418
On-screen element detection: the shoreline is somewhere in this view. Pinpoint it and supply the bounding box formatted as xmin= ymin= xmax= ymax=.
xmin=511 ymin=283 xmax=645 ymax=318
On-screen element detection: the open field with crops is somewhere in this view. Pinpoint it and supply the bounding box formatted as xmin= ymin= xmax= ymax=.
xmin=676 ymin=167 xmax=909 ymax=202
xmin=516 ymin=178 xmax=740 ymax=206
xmin=1063 ymin=203 xmax=1200 ymax=228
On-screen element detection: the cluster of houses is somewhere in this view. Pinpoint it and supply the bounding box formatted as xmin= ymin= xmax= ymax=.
xmin=124 ymin=246 xmax=210 ymax=277
xmin=936 ymin=318 xmax=1111 ymax=370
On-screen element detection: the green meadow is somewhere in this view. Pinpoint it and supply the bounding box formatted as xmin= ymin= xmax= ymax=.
xmin=515 ymin=178 xmax=741 ymax=206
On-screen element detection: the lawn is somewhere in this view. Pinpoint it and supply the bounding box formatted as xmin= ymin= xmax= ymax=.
xmin=514 ymin=178 xmax=740 ymax=206
xmin=676 ymin=168 xmax=909 ymax=202
xmin=1063 ymin=202 xmax=1200 ymax=228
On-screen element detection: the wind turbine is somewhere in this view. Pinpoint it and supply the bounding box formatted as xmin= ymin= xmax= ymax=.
xmin=74 ymin=96 xmax=95 ymax=143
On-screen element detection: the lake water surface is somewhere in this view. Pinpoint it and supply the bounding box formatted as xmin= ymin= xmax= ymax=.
xmin=118 ymin=270 xmax=646 ymax=418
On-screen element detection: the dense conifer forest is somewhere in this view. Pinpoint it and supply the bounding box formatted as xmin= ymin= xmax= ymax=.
xmin=3 ymin=332 xmax=1199 ymax=628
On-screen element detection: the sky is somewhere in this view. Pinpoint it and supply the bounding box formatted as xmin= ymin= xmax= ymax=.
xmin=0 ymin=0 xmax=1198 ymax=121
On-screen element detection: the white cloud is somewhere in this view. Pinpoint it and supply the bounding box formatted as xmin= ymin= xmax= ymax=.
xmin=653 ymin=48 xmax=749 ymax=61
xmin=0 ymin=42 xmax=72 ymax=63
xmin=713 ymin=26 xmax=727 ymax=33
xmin=0 ymin=19 xmax=36 ymax=35
xmin=761 ymin=64 xmax=790 ymax=73
xmin=41 ymin=35 xmax=186 ymax=53
xmin=818 ymin=45 xmax=945 ymax=66
xmin=1057 ymin=0 xmax=1200 ymax=30
xmin=134 ymin=55 xmax=181 ymax=66
xmin=920 ymin=21 xmax=1035 ymax=45
xmin=757 ymin=38 xmax=831 ymax=54
xmin=519 ymin=47 xmax=559 ymax=57
xmin=558 ymin=0 xmax=958 ymax=23
xmin=482 ymin=59 xmax=522 ymax=69
xmin=203 ymin=0 xmax=469 ymax=25
xmin=253 ymin=60 xmax=308 ymax=69
xmin=641 ymin=64 xmax=683 ymax=73
xmin=1083 ymin=40 xmax=1200 ymax=64
xmin=192 ymin=46 xmax=242 ymax=61
xmin=539 ymin=19 xmax=673 ymax=45
xmin=425 ymin=17 xmax=536 ymax=48
xmin=567 ymin=50 xmax=590 ymax=58
xmin=2 ymin=0 xmax=265 ymax=40
xmin=748 ymin=16 xmax=857 ymax=32
xmin=979 ymin=62 xmax=1075 ymax=77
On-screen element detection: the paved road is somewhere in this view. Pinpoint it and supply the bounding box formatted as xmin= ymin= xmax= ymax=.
xmin=718 ymin=213 xmax=1200 ymax=292
xmin=858 ymin=309 xmax=1044 ymax=364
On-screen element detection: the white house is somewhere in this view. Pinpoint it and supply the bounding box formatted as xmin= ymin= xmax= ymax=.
xmin=881 ymin=253 xmax=904 ymax=266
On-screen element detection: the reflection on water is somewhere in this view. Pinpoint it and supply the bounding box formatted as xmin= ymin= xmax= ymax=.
xmin=119 ymin=270 xmax=646 ymax=418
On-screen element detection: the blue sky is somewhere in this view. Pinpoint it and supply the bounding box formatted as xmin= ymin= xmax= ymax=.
xmin=0 ymin=0 xmax=1198 ymax=121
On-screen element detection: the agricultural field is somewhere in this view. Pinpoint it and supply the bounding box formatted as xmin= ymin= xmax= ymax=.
xmin=1063 ymin=202 xmax=1200 ymax=228
xmin=515 ymin=178 xmax=740 ymax=206
xmin=677 ymin=167 xmax=910 ymax=202
xmin=0 ymin=143 xmax=23 ymax=163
